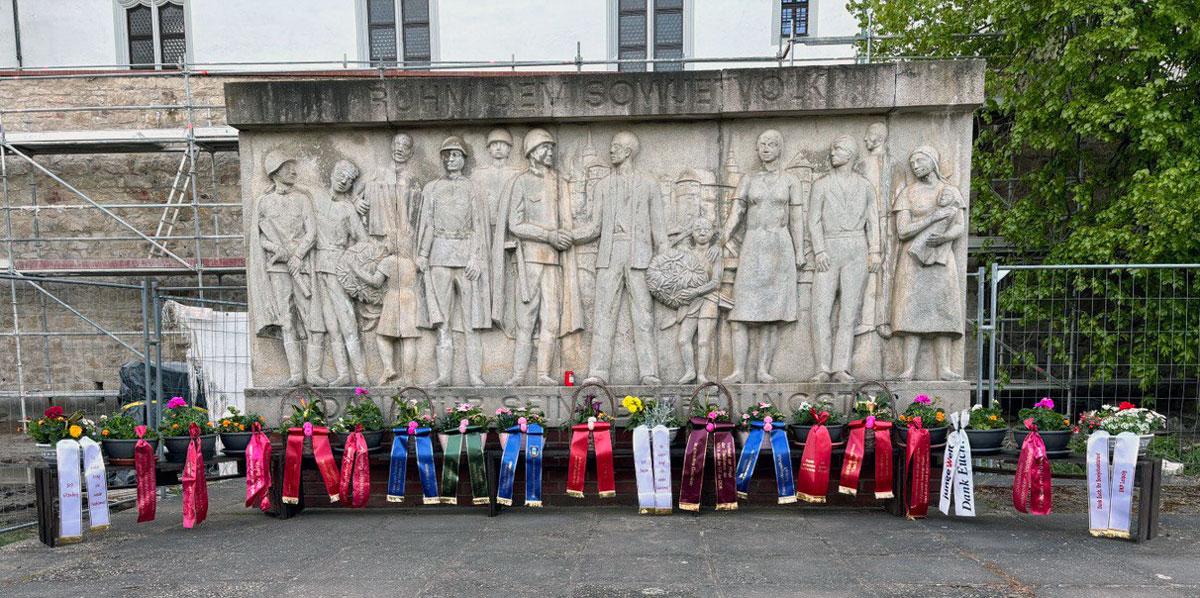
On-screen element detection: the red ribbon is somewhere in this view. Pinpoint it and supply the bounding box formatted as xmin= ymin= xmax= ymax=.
xmin=339 ymin=425 xmax=371 ymax=508
xmin=282 ymin=424 xmax=342 ymax=504
xmin=566 ymin=421 xmax=615 ymax=498
xmin=839 ymin=418 xmax=894 ymax=499
xmin=905 ymin=418 xmax=931 ymax=519
xmin=244 ymin=422 xmax=272 ymax=511
xmin=796 ymin=410 xmax=833 ymax=503
xmin=679 ymin=417 xmax=738 ymax=511
xmin=1013 ymin=418 xmax=1052 ymax=515
xmin=182 ymin=423 xmax=209 ymax=529
xmin=134 ymin=425 xmax=157 ymax=523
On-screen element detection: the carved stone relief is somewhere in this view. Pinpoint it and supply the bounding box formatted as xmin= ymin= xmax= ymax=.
xmin=248 ymin=122 xmax=969 ymax=388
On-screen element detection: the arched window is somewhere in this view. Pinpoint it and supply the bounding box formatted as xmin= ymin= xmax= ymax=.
xmin=365 ymin=0 xmax=432 ymax=67
xmin=121 ymin=0 xmax=187 ymax=69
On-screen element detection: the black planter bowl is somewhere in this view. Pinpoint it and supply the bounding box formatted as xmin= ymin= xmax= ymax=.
xmin=965 ymin=428 xmax=1008 ymax=453
xmin=331 ymin=430 xmax=386 ymax=453
xmin=162 ymin=434 xmax=217 ymax=463
xmin=1012 ymin=428 xmax=1073 ymax=455
xmin=102 ymin=438 xmax=157 ymax=460
xmin=219 ymin=431 xmax=254 ymax=453
xmin=788 ymin=423 xmax=847 ymax=446
xmin=897 ymin=425 xmax=950 ymax=447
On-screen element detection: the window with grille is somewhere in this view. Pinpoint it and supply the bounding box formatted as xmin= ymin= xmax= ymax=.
xmin=367 ymin=0 xmax=398 ymax=65
xmin=366 ymin=0 xmax=430 ymax=67
xmin=781 ymin=0 xmax=810 ymax=38
xmin=653 ymin=0 xmax=684 ymax=72
xmin=401 ymin=0 xmax=431 ymax=65
xmin=125 ymin=1 xmax=186 ymax=69
xmin=617 ymin=0 xmax=647 ymax=73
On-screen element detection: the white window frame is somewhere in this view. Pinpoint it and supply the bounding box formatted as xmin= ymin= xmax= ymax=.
xmin=357 ymin=0 xmax=440 ymax=67
xmin=114 ymin=0 xmax=192 ymax=69
xmin=608 ymin=0 xmax=693 ymax=72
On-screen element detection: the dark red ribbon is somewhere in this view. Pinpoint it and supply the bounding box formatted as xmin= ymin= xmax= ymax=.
xmin=283 ymin=424 xmax=342 ymax=504
xmin=566 ymin=421 xmax=615 ymax=498
xmin=679 ymin=417 xmax=737 ymax=511
xmin=1013 ymin=418 xmax=1052 ymax=515
xmin=905 ymin=418 xmax=931 ymax=519
xmin=182 ymin=423 xmax=209 ymax=529
xmin=134 ymin=425 xmax=157 ymax=523
xmin=339 ymin=425 xmax=371 ymax=508
xmin=244 ymin=422 xmax=272 ymax=511
xmin=796 ymin=410 xmax=833 ymax=503
xmin=839 ymin=418 xmax=894 ymax=499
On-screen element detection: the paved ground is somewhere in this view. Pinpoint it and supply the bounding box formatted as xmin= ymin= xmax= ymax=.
xmin=2 ymin=480 xmax=1199 ymax=598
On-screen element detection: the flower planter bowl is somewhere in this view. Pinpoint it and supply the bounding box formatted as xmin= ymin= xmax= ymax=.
xmin=219 ymin=431 xmax=254 ymax=453
xmin=35 ymin=443 xmax=57 ymax=464
xmin=787 ymin=423 xmax=847 ymax=446
xmin=1013 ymin=428 xmax=1073 ymax=455
xmin=332 ymin=430 xmax=386 ymax=453
xmin=162 ymin=434 xmax=217 ymax=463
xmin=898 ymin=425 xmax=950 ymax=446
xmin=102 ymin=438 xmax=158 ymax=460
xmin=965 ymin=428 xmax=1007 ymax=453
xmin=1103 ymin=433 xmax=1155 ymax=452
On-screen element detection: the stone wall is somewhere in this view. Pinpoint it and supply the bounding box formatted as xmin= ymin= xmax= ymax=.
xmin=229 ymin=62 xmax=985 ymax=423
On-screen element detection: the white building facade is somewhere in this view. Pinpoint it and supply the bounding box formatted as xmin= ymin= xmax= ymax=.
xmin=0 ymin=0 xmax=860 ymax=71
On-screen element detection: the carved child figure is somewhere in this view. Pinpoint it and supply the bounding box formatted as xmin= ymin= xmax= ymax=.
xmin=668 ymin=217 xmax=724 ymax=384
xmin=351 ymin=243 xmax=421 ymax=384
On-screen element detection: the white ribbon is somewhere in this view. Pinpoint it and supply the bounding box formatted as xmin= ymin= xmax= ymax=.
xmin=1109 ymin=432 xmax=1139 ymax=538
xmin=938 ymin=410 xmax=976 ymax=517
xmin=55 ymin=439 xmax=83 ymax=544
xmin=80 ymin=437 xmax=111 ymax=531
xmin=1086 ymin=431 xmax=1112 ymax=535
xmin=651 ymin=425 xmax=673 ymax=513
xmin=632 ymin=425 xmax=656 ymax=513
xmin=1087 ymin=430 xmax=1140 ymax=539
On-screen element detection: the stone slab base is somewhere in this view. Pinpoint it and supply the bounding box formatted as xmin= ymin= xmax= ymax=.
xmin=246 ymin=381 xmax=970 ymax=427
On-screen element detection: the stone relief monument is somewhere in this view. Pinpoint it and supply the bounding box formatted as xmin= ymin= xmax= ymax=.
xmin=230 ymin=62 xmax=983 ymax=424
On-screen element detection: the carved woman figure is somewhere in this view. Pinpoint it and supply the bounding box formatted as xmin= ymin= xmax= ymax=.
xmin=890 ymin=145 xmax=965 ymax=381
xmin=720 ymin=130 xmax=805 ymax=384
xmin=350 ymin=243 xmax=422 ymax=384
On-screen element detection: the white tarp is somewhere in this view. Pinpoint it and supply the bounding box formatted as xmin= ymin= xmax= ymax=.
xmin=162 ymin=300 xmax=250 ymax=421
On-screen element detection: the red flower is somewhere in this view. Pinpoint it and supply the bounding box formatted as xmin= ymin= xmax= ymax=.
xmin=44 ymin=406 xmax=64 ymax=419
xmin=1118 ymin=401 xmax=1136 ymax=411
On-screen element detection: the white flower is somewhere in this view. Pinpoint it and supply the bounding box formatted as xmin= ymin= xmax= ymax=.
xmin=971 ymin=404 xmax=983 ymax=411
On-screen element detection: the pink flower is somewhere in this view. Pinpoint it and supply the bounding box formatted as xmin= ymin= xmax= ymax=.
xmin=457 ymin=403 xmax=472 ymax=412
xmin=707 ymin=411 xmax=717 ymax=419
xmin=752 ymin=410 xmax=760 ymax=417
xmin=134 ymin=425 xmax=147 ymax=438
xmin=742 ymin=413 xmax=750 ymax=420
xmin=759 ymin=402 xmax=770 ymax=409
xmin=914 ymin=394 xmax=931 ymax=405
xmin=495 ymin=407 xmax=510 ymax=416
xmin=167 ymin=396 xmax=187 ymax=410
xmin=354 ymin=387 xmax=368 ymax=396
xmin=1035 ymin=397 xmax=1055 ymax=410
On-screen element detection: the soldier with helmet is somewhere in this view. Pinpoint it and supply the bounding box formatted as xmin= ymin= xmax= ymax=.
xmin=252 ymin=151 xmax=319 ymax=385
xmin=416 ymin=136 xmax=493 ymax=386
xmin=491 ymin=128 xmax=585 ymax=385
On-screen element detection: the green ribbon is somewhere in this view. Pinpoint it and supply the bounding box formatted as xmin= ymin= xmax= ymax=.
xmin=440 ymin=426 xmax=488 ymax=505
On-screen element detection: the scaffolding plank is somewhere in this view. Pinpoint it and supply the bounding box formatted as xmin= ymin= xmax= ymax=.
xmin=2 ymin=127 xmax=238 ymax=155
xmin=9 ymin=257 xmax=245 ymax=275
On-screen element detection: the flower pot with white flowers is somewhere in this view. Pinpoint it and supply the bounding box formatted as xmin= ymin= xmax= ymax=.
xmin=330 ymin=388 xmax=388 ymax=452
xmin=216 ymin=406 xmax=268 ymax=454
xmin=622 ymin=395 xmax=682 ymax=442
xmin=98 ymin=413 xmax=158 ymax=460
xmin=736 ymin=400 xmax=788 ymax=450
xmin=1077 ymin=401 xmax=1167 ymax=451
xmin=789 ymin=398 xmax=846 ymax=446
xmin=965 ymin=403 xmax=1008 ymax=453
xmin=495 ymin=401 xmax=548 ymax=449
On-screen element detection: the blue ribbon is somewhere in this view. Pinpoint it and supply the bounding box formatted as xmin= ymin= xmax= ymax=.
xmin=387 ymin=426 xmax=438 ymax=502
xmin=498 ymin=423 xmax=544 ymax=507
xmin=735 ymin=420 xmax=796 ymax=502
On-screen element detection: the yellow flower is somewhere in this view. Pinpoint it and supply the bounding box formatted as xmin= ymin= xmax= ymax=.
xmin=622 ymin=395 xmax=643 ymax=413
xmin=221 ymin=419 xmax=231 ymax=427
xmin=68 ymin=425 xmax=83 ymax=438
xmin=238 ymin=423 xmax=245 ymax=431
xmin=1063 ymin=418 xmax=1070 ymax=425
xmin=935 ymin=412 xmax=945 ymax=423
xmin=101 ymin=429 xmax=110 ymax=437
xmin=988 ymin=414 xmax=999 ymax=421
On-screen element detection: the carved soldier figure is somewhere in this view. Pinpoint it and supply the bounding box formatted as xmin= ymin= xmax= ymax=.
xmin=310 ymin=159 xmax=370 ymax=385
xmin=252 ymin=153 xmax=319 ymax=385
xmin=491 ymin=128 xmax=585 ymax=385
xmin=808 ymin=135 xmax=881 ymax=383
xmin=416 ymin=137 xmax=493 ymax=387
xmin=573 ymin=131 xmax=666 ymax=385
xmin=721 ymin=130 xmax=805 ymax=384
xmin=474 ymin=128 xmax=521 ymax=229
xmin=858 ymin=122 xmax=895 ymax=338
xmin=355 ymin=131 xmax=425 ymax=382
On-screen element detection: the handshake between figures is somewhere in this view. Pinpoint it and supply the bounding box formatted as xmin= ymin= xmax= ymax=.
xmin=547 ymin=228 xmax=574 ymax=250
